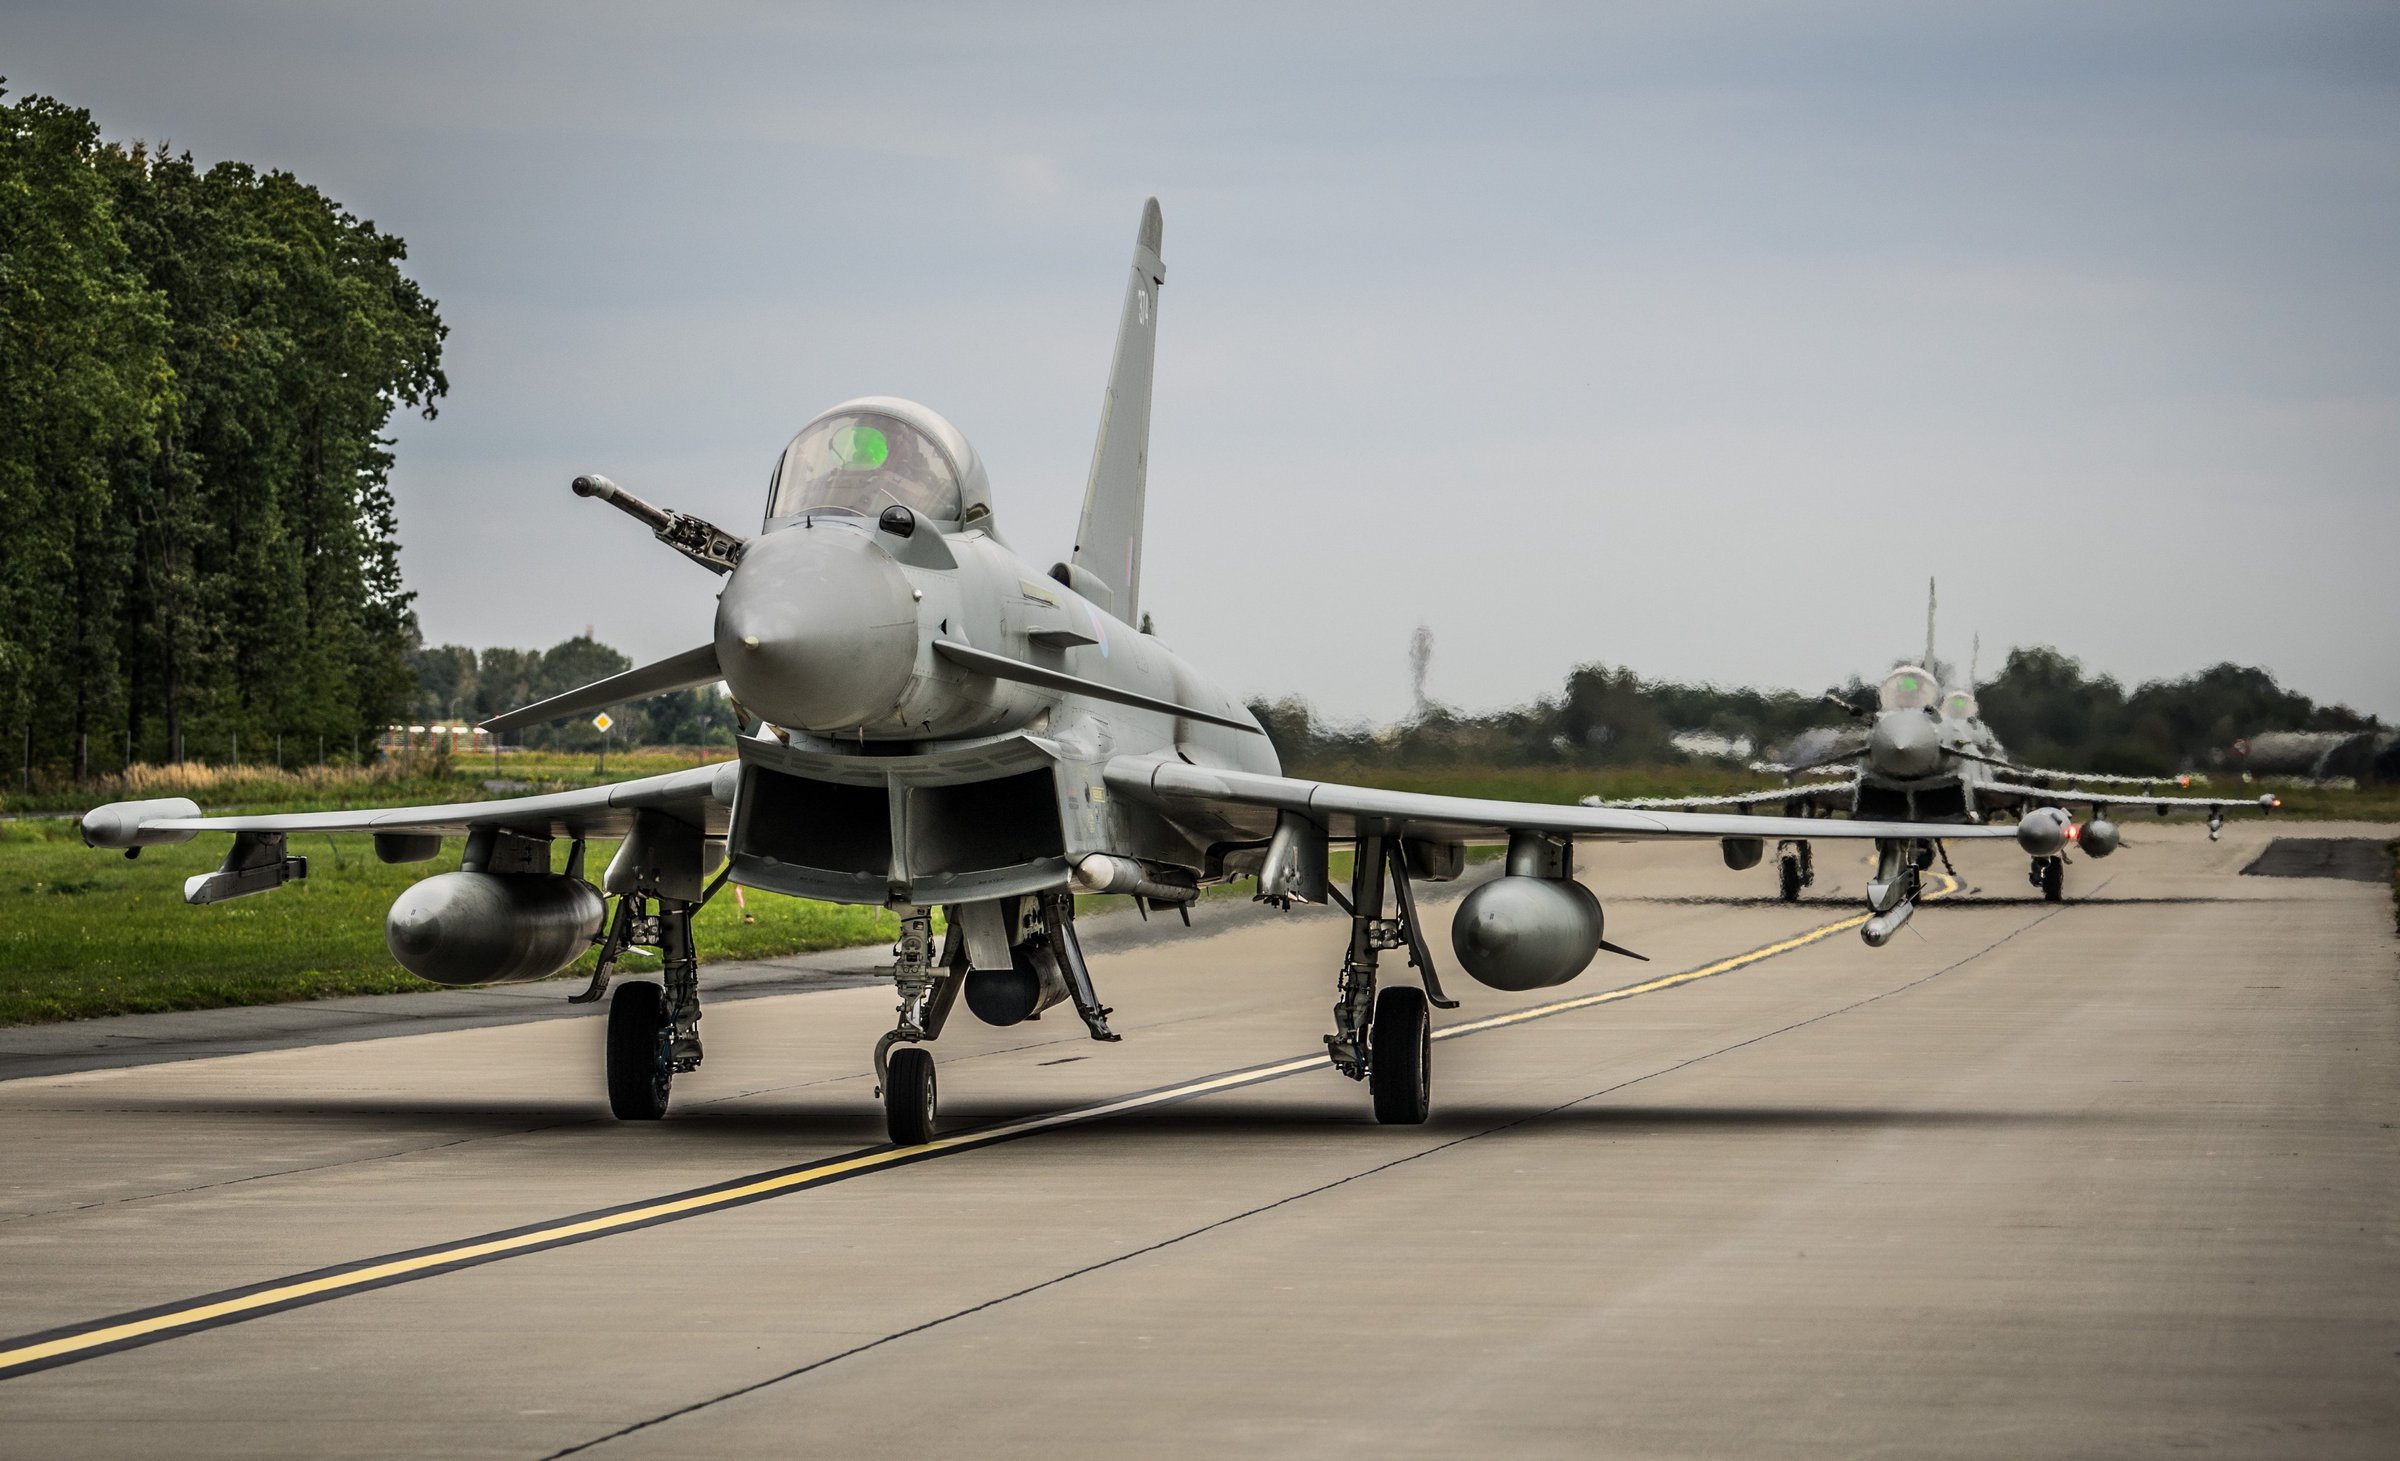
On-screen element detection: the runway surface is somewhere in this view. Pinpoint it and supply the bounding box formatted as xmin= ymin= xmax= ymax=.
xmin=0 ymin=820 xmax=2392 ymax=1457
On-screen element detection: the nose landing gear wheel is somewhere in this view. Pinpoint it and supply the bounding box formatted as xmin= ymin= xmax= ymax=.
xmin=607 ymin=981 xmax=672 ymax=1120
xmin=2040 ymin=857 xmax=2064 ymax=902
xmin=1369 ymin=985 xmax=1432 ymax=1125
xmin=885 ymin=1046 xmax=938 ymax=1146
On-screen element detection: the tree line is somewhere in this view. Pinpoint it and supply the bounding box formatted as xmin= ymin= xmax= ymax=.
xmin=1252 ymin=648 xmax=2379 ymax=777
xmin=410 ymin=638 xmax=733 ymax=751
xmin=1 ymin=88 xmax=445 ymax=783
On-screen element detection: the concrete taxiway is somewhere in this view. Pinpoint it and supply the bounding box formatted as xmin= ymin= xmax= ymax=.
xmin=0 ymin=821 xmax=2392 ymax=1457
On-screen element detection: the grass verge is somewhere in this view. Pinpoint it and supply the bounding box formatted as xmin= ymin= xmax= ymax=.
xmin=8 ymin=758 xmax=2390 ymax=1026
xmin=0 ymin=818 xmax=894 ymax=1026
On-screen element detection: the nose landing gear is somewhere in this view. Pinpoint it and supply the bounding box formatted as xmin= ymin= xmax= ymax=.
xmin=872 ymin=894 xmax=1117 ymax=1145
xmin=874 ymin=909 xmax=961 ymax=1145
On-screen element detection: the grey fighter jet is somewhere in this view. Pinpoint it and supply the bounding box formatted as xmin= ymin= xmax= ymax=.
xmin=1586 ymin=581 xmax=2275 ymax=915
xmin=84 ymin=202 xmax=2058 ymax=1143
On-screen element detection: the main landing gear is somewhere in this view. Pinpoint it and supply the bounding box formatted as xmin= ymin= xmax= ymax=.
xmin=1324 ymin=834 xmax=1457 ymax=1125
xmin=2030 ymin=854 xmax=2064 ymax=902
xmin=587 ymin=893 xmax=705 ymax=1120
xmin=1775 ymin=838 xmax=1815 ymax=902
xmin=874 ymin=891 xmax=1117 ymax=1146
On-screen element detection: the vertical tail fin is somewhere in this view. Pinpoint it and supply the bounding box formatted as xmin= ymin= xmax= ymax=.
xmin=1071 ymin=198 xmax=1166 ymax=622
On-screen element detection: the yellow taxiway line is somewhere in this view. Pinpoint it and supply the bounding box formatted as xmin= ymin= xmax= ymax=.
xmin=0 ymin=878 xmax=1951 ymax=1380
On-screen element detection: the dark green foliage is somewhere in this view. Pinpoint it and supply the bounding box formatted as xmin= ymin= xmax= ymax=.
xmin=1979 ymin=647 xmax=2372 ymax=773
xmin=409 ymin=636 xmax=736 ymax=749
xmin=0 ymin=86 xmax=445 ymax=784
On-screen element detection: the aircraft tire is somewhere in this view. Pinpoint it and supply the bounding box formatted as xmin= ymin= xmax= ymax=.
xmin=1778 ymin=855 xmax=1804 ymax=903
xmin=885 ymin=1046 xmax=937 ymax=1146
xmin=607 ymin=981 xmax=672 ymax=1121
xmin=2041 ymin=858 xmax=2064 ymax=903
xmin=1368 ymin=986 xmax=1432 ymax=1125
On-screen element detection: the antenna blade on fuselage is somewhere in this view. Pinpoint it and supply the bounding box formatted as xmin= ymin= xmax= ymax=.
xmin=1070 ymin=197 xmax=1165 ymax=623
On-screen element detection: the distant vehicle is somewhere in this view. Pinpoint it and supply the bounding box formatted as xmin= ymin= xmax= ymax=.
xmin=82 ymin=203 xmax=2040 ymax=1143
xmin=1586 ymin=581 xmax=2275 ymax=921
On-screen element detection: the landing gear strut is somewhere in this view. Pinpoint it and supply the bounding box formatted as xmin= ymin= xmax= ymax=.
xmin=600 ymin=894 xmax=702 ymax=1120
xmin=1324 ymin=834 xmax=1452 ymax=1124
xmin=2030 ymin=855 xmax=2064 ymax=902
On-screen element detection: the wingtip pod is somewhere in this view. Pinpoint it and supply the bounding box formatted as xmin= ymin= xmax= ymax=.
xmin=81 ymin=797 xmax=202 ymax=850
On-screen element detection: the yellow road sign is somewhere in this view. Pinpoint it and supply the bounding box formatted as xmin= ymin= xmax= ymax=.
xmin=592 ymin=712 xmax=614 ymax=733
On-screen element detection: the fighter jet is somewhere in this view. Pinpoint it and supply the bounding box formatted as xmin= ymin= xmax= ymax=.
xmin=84 ymin=201 xmax=2058 ymax=1144
xmin=1586 ymin=580 xmax=2275 ymax=914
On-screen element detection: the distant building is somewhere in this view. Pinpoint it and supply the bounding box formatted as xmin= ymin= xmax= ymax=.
xmin=1670 ymin=730 xmax=1754 ymax=762
xmin=2231 ymin=730 xmax=2399 ymax=785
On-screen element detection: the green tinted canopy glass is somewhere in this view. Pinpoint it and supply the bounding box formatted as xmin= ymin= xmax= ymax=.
xmin=771 ymin=412 xmax=963 ymax=522
xmin=832 ymin=424 xmax=889 ymax=468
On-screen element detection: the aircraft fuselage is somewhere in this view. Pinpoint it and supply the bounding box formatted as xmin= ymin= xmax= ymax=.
xmin=714 ymin=511 xmax=1278 ymax=910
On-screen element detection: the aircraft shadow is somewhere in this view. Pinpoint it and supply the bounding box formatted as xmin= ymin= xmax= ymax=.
xmin=932 ymin=1100 xmax=2111 ymax=1138
xmin=1634 ymin=893 xmax=2241 ymax=908
xmin=51 ymin=1094 xmax=2114 ymax=1144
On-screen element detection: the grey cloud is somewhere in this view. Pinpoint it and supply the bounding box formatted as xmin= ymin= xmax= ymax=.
xmin=8 ymin=0 xmax=2394 ymax=722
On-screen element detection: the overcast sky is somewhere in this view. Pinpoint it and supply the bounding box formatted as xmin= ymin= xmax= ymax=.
xmin=10 ymin=1 xmax=2397 ymax=722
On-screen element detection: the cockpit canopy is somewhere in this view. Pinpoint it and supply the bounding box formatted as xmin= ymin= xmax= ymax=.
xmin=1878 ymin=665 xmax=1939 ymax=713
xmin=765 ymin=397 xmax=992 ymax=531
xmin=1940 ymin=688 xmax=1981 ymax=722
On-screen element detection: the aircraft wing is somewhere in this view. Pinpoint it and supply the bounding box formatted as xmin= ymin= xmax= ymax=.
xmin=84 ymin=763 xmax=737 ymax=846
xmin=1972 ymin=778 xmax=2276 ymax=816
xmin=1577 ymin=781 xmax=1858 ymax=815
xmin=1103 ymin=759 xmax=2019 ymax=845
xmin=1951 ymin=746 xmax=2206 ymax=791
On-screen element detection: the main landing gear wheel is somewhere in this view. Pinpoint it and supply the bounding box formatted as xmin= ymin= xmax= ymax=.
xmin=607 ymin=981 xmax=672 ymax=1121
xmin=2040 ymin=857 xmax=2064 ymax=903
xmin=885 ymin=1046 xmax=938 ymax=1146
xmin=1368 ymin=986 xmax=1431 ymax=1126
xmin=1777 ymin=854 xmax=1804 ymax=903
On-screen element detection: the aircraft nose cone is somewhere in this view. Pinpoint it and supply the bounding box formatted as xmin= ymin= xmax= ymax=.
xmin=715 ymin=525 xmax=919 ymax=732
xmin=1868 ymin=710 xmax=1942 ymax=779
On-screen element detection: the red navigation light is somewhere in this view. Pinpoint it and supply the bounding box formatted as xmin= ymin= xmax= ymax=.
xmin=2064 ymin=821 xmax=2082 ymax=843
